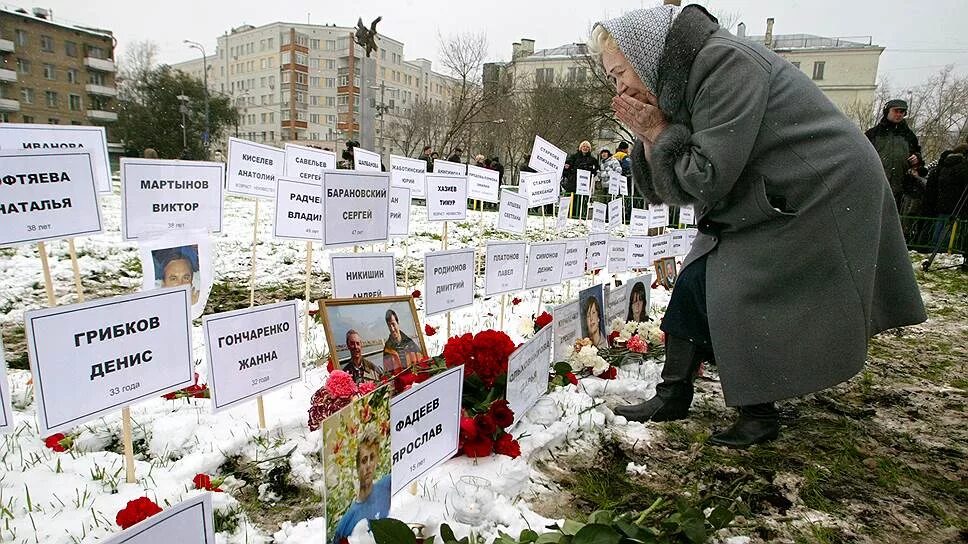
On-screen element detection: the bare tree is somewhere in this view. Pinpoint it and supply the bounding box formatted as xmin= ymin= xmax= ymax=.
xmin=118 ymin=40 xmax=159 ymax=104
xmin=843 ymin=78 xmax=893 ymax=130
xmin=907 ymin=66 xmax=968 ymax=159
xmin=437 ymin=32 xmax=489 ymax=155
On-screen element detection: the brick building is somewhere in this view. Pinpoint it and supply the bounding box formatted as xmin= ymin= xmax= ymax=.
xmin=0 ymin=7 xmax=117 ymax=134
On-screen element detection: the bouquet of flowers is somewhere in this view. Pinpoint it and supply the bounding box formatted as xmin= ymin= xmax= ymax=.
xmin=307 ymin=370 xmax=378 ymax=431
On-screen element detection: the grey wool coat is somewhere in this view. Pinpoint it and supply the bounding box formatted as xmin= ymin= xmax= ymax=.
xmin=631 ymin=6 xmax=926 ymax=406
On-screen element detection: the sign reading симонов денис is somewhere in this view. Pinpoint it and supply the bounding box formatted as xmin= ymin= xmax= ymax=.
xmin=202 ymin=301 xmax=302 ymax=413
xmin=25 ymin=287 xmax=194 ymax=435
xmin=0 ymin=149 xmax=103 ymax=247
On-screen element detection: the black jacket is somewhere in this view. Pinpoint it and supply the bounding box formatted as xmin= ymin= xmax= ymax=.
xmin=925 ymin=151 xmax=968 ymax=217
xmin=865 ymin=115 xmax=926 ymax=173
xmin=562 ymin=151 xmax=599 ymax=192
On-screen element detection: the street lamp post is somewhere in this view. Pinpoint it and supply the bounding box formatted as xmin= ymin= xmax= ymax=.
xmin=177 ymin=94 xmax=190 ymax=149
xmin=370 ymin=82 xmax=390 ymax=162
xmin=184 ymin=39 xmax=211 ymax=157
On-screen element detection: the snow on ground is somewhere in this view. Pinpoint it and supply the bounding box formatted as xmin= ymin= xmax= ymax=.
xmin=0 ymin=180 xmax=670 ymax=543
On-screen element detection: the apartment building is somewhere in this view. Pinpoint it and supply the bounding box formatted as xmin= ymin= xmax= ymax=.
xmin=173 ymin=21 xmax=457 ymax=158
xmin=0 ymin=7 xmax=117 ymax=131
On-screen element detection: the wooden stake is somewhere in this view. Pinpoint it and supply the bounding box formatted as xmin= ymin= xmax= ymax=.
xmin=303 ymin=241 xmax=313 ymax=347
xmin=403 ymin=238 xmax=410 ymax=289
xmin=257 ymin=396 xmax=266 ymax=429
xmin=446 ymin=311 xmax=452 ymax=338
xmin=442 ymin=221 xmax=449 ymax=250
xmin=499 ymin=294 xmax=506 ymax=330
xmin=249 ymin=200 xmax=260 ymax=307
xmin=535 ymin=287 xmax=544 ymax=316
xmin=37 ymin=242 xmax=56 ymax=307
xmin=122 ymin=407 xmax=136 ymax=483
xmin=67 ymin=239 xmax=85 ymax=302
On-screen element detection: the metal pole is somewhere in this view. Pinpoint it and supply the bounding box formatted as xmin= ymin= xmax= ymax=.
xmin=185 ymin=40 xmax=211 ymax=157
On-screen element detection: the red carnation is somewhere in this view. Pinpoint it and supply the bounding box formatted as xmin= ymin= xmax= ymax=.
xmin=598 ymin=367 xmax=617 ymax=380
xmin=394 ymin=370 xmax=419 ymax=393
xmin=411 ymin=289 xmax=421 ymax=299
xmin=44 ymin=433 xmax=68 ymax=452
xmin=494 ymin=433 xmax=521 ymax=458
xmin=424 ymin=324 xmax=437 ymax=336
xmin=534 ymin=311 xmax=553 ymax=331
xmin=470 ymin=330 xmax=516 ymax=387
xmin=474 ymin=413 xmax=497 ymax=436
xmin=511 ymin=297 xmax=522 ymax=306
xmin=565 ymin=372 xmax=579 ymax=385
xmin=459 ymin=416 xmax=478 ymax=441
xmin=192 ymin=473 xmax=223 ymax=492
xmin=488 ymin=399 xmax=515 ymax=429
xmin=462 ymin=435 xmax=494 ymax=458
xmin=442 ymin=333 xmax=474 ymax=368
xmin=115 ymin=497 xmax=162 ymax=529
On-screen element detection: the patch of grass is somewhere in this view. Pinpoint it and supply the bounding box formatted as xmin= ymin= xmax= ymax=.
xmin=218 ymin=453 xmax=321 ymax=531
xmin=1 ymin=324 xmax=29 ymax=370
xmin=205 ymin=279 xmax=327 ymax=314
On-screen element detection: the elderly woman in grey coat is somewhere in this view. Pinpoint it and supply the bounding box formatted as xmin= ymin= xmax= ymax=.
xmin=593 ymin=5 xmax=925 ymax=447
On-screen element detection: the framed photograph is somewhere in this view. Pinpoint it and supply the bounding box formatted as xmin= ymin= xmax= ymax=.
xmin=138 ymin=229 xmax=212 ymax=319
xmin=322 ymin=386 xmax=392 ymax=544
xmin=577 ymin=284 xmax=608 ymax=349
xmin=626 ymin=274 xmax=652 ymax=323
xmin=662 ymin=257 xmax=679 ymax=288
xmin=319 ymin=296 xmax=428 ymax=383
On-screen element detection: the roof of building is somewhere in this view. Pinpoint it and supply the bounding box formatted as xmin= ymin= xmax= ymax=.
xmin=0 ymin=6 xmax=113 ymax=39
xmin=748 ymin=33 xmax=881 ymax=50
xmin=521 ymin=43 xmax=590 ymax=61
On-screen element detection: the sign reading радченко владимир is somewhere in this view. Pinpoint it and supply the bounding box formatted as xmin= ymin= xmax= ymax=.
xmin=390 ymin=365 xmax=463 ymax=495
xmin=0 ymin=149 xmax=103 ymax=247
xmin=322 ymin=170 xmax=390 ymax=248
xmin=0 ymin=123 xmax=112 ymax=194
xmin=120 ymin=158 xmax=225 ymax=241
xmin=273 ymin=178 xmax=323 ymax=242
xmin=202 ymin=301 xmax=302 ymax=413
xmin=25 ymin=287 xmax=194 ymax=435
xmin=226 ymin=137 xmax=286 ymax=199
xmin=424 ymin=248 xmax=475 ymax=316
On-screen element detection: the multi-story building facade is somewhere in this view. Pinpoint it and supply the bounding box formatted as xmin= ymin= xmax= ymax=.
xmin=172 ymin=22 xmax=457 ymax=159
xmin=0 ymin=7 xmax=117 ymax=131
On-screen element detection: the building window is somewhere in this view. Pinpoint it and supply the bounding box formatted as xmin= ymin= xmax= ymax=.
xmin=0 ymin=113 xmax=7 ymax=122
xmin=65 ymin=41 xmax=78 ymax=57
xmin=791 ymin=61 xmax=801 ymax=70
xmin=86 ymin=45 xmax=105 ymax=59
xmin=567 ymin=67 xmax=586 ymax=82
xmin=310 ymin=76 xmax=321 ymax=87
xmin=535 ymin=68 xmax=554 ymax=84
xmin=15 ymin=29 xmax=27 ymax=47
xmin=327 ymin=59 xmax=335 ymax=70
xmin=326 ymin=96 xmax=335 ymax=107
xmin=20 ymin=88 xmax=33 ymax=104
xmin=69 ymin=94 xmax=82 ymax=111
xmin=325 ymin=40 xmax=335 ymax=50
xmin=16 ymin=58 xmax=30 ymax=74
xmin=45 ymin=91 xmax=58 ymax=107
xmin=67 ymin=69 xmax=79 ymax=83
xmin=43 ymin=64 xmax=55 ymax=80
xmin=310 ymin=39 xmax=320 ymax=49
xmin=48 ymin=118 xmax=59 ymax=124
xmin=22 ymin=115 xmax=34 ymax=123
xmin=40 ymin=35 xmax=54 ymax=52
xmin=812 ymin=61 xmax=825 ymax=80
xmin=90 ymin=96 xmax=108 ymax=110
xmin=326 ymin=77 xmax=335 ymax=88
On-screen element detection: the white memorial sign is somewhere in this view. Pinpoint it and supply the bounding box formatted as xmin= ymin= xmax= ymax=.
xmin=525 ymin=241 xmax=566 ymax=290
xmin=226 ymin=137 xmax=285 ymax=199
xmin=528 ymin=135 xmax=567 ymax=181
xmin=496 ymin=190 xmax=527 ymax=235
xmin=607 ymin=237 xmax=629 ymax=274
xmin=552 ymin=301 xmax=580 ymax=362
xmin=353 ymin=146 xmax=382 ymax=171
xmin=0 ymin=149 xmax=103 ymax=247
xmin=630 ymin=208 xmax=650 ymax=235
xmin=651 ymin=233 xmax=672 ymax=261
xmin=679 ymin=205 xmax=696 ymax=226
xmin=586 ymin=233 xmax=608 ymax=271
xmin=121 ymin=158 xmax=224 ymax=240
xmin=203 ymin=301 xmax=302 ymax=412
xmin=331 ymin=253 xmax=397 ymax=299
xmin=561 ymin=238 xmax=588 ymax=280
xmin=670 ymin=229 xmax=688 ymax=257
xmin=101 ymin=494 xmax=216 ymax=544
xmin=273 ymin=178 xmax=323 ymax=241
xmin=576 ymin=169 xmax=591 ymax=196
xmin=0 ymin=341 xmax=12 ymax=434
xmin=521 ymin=171 xmax=559 ymax=208
xmin=649 ymin=203 xmax=669 ymax=229
xmin=628 ymin=237 xmax=650 ymax=270
xmin=608 ymin=173 xmax=620 ymax=196
xmin=484 ymin=241 xmax=527 ymax=297
xmin=432 ymin=159 xmax=466 ymax=177
xmin=425 ymin=174 xmax=467 ymax=222
xmin=685 ymin=228 xmax=699 ymax=252
xmin=619 ymin=175 xmax=629 ymax=196
xmin=590 ymin=202 xmax=607 ymax=233
xmin=506 ymin=325 xmax=553 ymax=427
xmin=0 ymin=123 xmax=112 ymax=193
xmin=390 ymin=365 xmax=463 ymax=495
xmin=322 ymin=170 xmax=390 ymax=248
xmin=466 ymin=164 xmax=500 ymax=203
xmin=388 ymin=186 xmax=412 ymax=237
xmin=608 ymin=198 xmax=624 ymax=231
xmin=389 ymin=155 xmax=427 ymax=198
xmin=284 ymin=143 xmax=335 ymax=183
xmin=424 ymin=248 xmax=476 ymax=316
xmin=25 ymin=288 xmax=194 ymax=434
xmin=557 ymin=196 xmax=571 ymax=229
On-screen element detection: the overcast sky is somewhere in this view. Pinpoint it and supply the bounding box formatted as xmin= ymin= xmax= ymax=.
xmin=26 ymin=0 xmax=968 ymax=91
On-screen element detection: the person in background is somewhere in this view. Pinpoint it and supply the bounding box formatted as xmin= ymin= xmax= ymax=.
xmin=143 ymin=148 xmax=159 ymax=159
xmin=563 ymin=140 xmax=600 ymax=195
xmin=924 ymin=143 xmax=968 ymax=254
xmin=417 ymin=145 xmax=434 ymax=172
xmin=447 ymin=147 xmax=463 ymax=163
xmin=594 ymin=4 xmax=924 ymax=447
xmin=598 ymin=147 xmax=623 ymax=196
xmin=613 ymin=140 xmax=632 ymax=178
xmin=520 ymin=154 xmax=537 ymax=175
xmin=431 ymin=151 xmax=440 ymax=162
xmin=474 ymin=154 xmax=487 ymax=168
xmin=212 ymin=149 xmax=225 ymax=163
xmin=865 ymin=99 xmax=926 ymax=211
xmin=490 ymin=156 xmax=505 ymax=183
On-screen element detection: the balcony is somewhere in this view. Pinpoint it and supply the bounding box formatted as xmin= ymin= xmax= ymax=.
xmin=0 ymin=39 xmax=14 ymax=53
xmin=0 ymin=98 xmax=20 ymax=112
xmin=83 ymin=57 xmax=116 ymax=72
xmin=86 ymin=109 xmax=118 ymax=122
xmin=85 ymin=84 xmax=117 ymax=97
xmin=0 ymin=69 xmax=16 ymax=83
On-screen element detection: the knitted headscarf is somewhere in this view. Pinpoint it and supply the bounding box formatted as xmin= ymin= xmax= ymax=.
xmin=600 ymin=5 xmax=682 ymax=94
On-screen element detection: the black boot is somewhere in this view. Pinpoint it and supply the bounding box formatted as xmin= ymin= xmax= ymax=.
xmin=708 ymin=402 xmax=780 ymax=448
xmin=614 ymin=335 xmax=705 ymax=423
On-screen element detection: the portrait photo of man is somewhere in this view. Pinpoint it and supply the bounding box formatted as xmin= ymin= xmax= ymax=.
xmin=342 ymin=329 xmax=381 ymax=383
xmin=382 ymin=309 xmax=423 ymax=374
xmin=330 ymin=426 xmax=391 ymax=543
